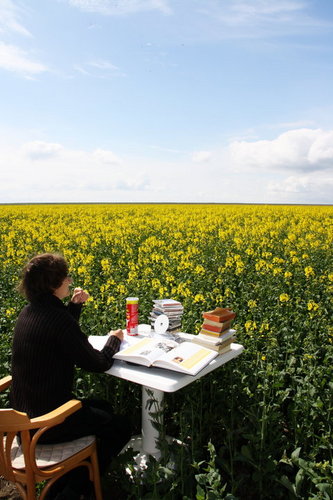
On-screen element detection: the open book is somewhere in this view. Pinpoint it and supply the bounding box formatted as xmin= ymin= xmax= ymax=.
xmin=89 ymin=335 xmax=218 ymax=376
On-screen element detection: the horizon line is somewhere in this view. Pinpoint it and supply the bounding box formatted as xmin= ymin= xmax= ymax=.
xmin=0 ymin=202 xmax=332 ymax=207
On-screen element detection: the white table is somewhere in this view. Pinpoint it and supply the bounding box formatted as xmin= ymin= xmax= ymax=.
xmin=89 ymin=334 xmax=244 ymax=467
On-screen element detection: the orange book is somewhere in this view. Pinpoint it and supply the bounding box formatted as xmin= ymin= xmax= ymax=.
xmin=202 ymin=308 xmax=236 ymax=323
xmin=200 ymin=328 xmax=224 ymax=338
xmin=202 ymin=319 xmax=232 ymax=333
xmin=203 ymin=318 xmax=226 ymax=328
xmin=201 ymin=322 xmax=222 ymax=333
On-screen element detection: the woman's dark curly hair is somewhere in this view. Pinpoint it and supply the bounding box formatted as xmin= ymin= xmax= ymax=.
xmin=18 ymin=253 xmax=68 ymax=301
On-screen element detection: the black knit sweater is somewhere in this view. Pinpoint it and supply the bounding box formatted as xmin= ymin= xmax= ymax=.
xmin=10 ymin=293 xmax=120 ymax=418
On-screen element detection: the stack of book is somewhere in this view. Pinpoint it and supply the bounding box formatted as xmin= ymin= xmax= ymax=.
xmin=192 ymin=307 xmax=237 ymax=353
xmin=150 ymin=299 xmax=184 ymax=334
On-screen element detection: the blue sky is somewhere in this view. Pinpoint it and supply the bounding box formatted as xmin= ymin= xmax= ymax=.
xmin=0 ymin=0 xmax=332 ymax=203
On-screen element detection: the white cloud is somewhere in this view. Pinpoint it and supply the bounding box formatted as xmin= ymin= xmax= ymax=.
xmin=21 ymin=142 xmax=122 ymax=165
xmin=68 ymin=0 xmax=172 ymax=16
xmin=92 ymin=148 xmax=122 ymax=164
xmin=88 ymin=60 xmax=119 ymax=70
xmin=74 ymin=59 xmax=125 ymax=78
xmin=225 ymin=0 xmax=305 ymax=23
xmin=307 ymin=131 xmax=333 ymax=165
xmin=192 ymin=151 xmax=212 ymax=163
xmin=275 ymin=119 xmax=316 ymax=130
xmin=268 ymin=173 xmax=333 ymax=203
xmin=0 ymin=0 xmax=31 ymax=37
xmin=195 ymin=0 xmax=332 ymax=41
xmin=115 ymin=175 xmax=150 ymax=191
xmin=0 ymin=42 xmax=47 ymax=77
xmin=228 ymin=128 xmax=333 ymax=172
xmin=0 ymin=140 xmax=153 ymax=202
xmin=23 ymin=141 xmax=64 ymax=160
xmin=0 ymin=2 xmax=47 ymax=78
xmin=0 ymin=135 xmax=332 ymax=204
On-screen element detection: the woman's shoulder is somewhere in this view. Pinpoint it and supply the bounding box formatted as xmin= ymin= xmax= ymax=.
xmin=29 ymin=295 xmax=78 ymax=326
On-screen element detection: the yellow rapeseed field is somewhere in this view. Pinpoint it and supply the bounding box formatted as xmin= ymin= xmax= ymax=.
xmin=1 ymin=203 xmax=332 ymax=498
xmin=0 ymin=203 xmax=332 ymax=333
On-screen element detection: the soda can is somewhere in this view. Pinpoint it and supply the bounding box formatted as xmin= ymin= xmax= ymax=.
xmin=126 ymin=297 xmax=139 ymax=335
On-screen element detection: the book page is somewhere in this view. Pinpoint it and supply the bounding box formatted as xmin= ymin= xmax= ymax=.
xmin=153 ymin=342 xmax=217 ymax=375
xmin=113 ymin=337 xmax=178 ymax=365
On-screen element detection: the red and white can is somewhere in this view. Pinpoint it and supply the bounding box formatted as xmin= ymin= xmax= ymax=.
xmin=126 ymin=297 xmax=139 ymax=335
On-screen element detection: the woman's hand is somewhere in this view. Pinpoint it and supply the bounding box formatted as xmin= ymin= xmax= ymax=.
xmin=109 ymin=329 xmax=124 ymax=341
xmin=71 ymin=287 xmax=90 ymax=304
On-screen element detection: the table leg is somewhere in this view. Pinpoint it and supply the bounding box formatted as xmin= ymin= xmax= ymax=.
xmin=141 ymin=386 xmax=164 ymax=457
xmin=122 ymin=386 xmax=185 ymax=475
xmin=122 ymin=386 xmax=165 ymax=468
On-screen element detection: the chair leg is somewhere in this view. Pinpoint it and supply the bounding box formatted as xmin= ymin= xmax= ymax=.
xmin=15 ymin=482 xmax=30 ymax=500
xmin=40 ymin=477 xmax=59 ymax=500
xmin=90 ymin=451 xmax=103 ymax=500
xmin=26 ymin=479 xmax=36 ymax=500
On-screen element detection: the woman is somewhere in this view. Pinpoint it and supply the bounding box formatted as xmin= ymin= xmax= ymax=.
xmin=10 ymin=253 xmax=131 ymax=499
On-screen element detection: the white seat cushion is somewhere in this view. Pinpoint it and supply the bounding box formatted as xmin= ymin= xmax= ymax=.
xmin=8 ymin=435 xmax=95 ymax=469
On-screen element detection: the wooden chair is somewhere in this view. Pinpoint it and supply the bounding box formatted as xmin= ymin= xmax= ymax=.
xmin=0 ymin=376 xmax=102 ymax=500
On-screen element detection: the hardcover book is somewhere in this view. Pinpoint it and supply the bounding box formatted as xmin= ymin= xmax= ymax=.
xmin=201 ymin=319 xmax=232 ymax=333
xmin=89 ymin=335 xmax=217 ymax=376
xmin=202 ymin=308 xmax=236 ymax=323
xmin=113 ymin=337 xmax=217 ymax=375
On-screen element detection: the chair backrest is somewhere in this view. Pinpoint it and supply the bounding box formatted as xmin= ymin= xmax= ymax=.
xmin=0 ymin=409 xmax=36 ymax=480
xmin=0 ymin=375 xmax=12 ymax=392
xmin=0 ymin=376 xmax=102 ymax=500
xmin=0 ymin=408 xmax=33 ymax=431
xmin=0 ymin=377 xmax=40 ymax=480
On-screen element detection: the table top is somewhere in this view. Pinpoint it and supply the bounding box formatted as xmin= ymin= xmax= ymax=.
xmin=89 ymin=334 xmax=244 ymax=393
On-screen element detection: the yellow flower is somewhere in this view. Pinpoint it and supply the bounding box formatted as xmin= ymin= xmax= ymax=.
xmin=225 ymin=256 xmax=234 ymax=268
xmin=5 ymin=308 xmax=15 ymax=317
xmin=307 ymin=300 xmax=319 ymax=311
xmin=159 ymin=286 xmax=168 ymax=297
xmin=304 ymin=266 xmax=315 ymax=278
xmin=117 ymin=284 xmax=127 ymax=295
xmin=235 ymin=260 xmax=245 ymax=275
xmin=279 ymin=293 xmax=290 ymax=302
xmin=259 ymin=322 xmax=270 ymax=333
xmin=194 ymin=293 xmax=205 ymax=303
xmin=106 ymin=296 xmax=114 ymax=305
xmin=314 ymin=461 xmax=330 ymax=472
xmin=100 ymin=258 xmax=111 ymax=273
xmin=233 ymin=237 xmax=243 ymax=248
xmin=194 ymin=265 xmax=205 ymax=275
xmin=77 ymin=265 xmax=87 ymax=275
xmin=245 ymin=320 xmax=257 ymax=332
xmin=151 ymin=278 xmax=161 ymax=289
xmin=247 ymin=299 xmax=257 ymax=308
